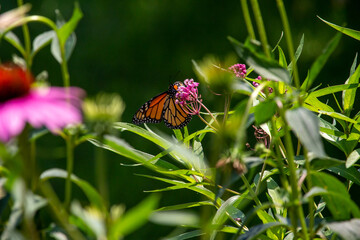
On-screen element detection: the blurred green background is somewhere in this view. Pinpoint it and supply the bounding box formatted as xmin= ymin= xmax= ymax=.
xmin=1 ymin=0 xmax=360 ymax=239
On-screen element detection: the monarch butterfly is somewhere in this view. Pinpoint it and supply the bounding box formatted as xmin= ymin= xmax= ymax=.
xmin=132 ymin=82 xmax=192 ymax=129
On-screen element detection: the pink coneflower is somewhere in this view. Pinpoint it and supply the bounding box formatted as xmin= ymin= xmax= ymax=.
xmin=175 ymin=79 xmax=202 ymax=115
xmin=0 ymin=64 xmax=84 ymax=142
xmin=229 ymin=63 xmax=247 ymax=79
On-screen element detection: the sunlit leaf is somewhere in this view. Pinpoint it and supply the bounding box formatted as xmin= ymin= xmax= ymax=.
xmin=113 ymin=122 xmax=211 ymax=177
xmin=229 ymin=37 xmax=290 ymax=83
xmin=109 ymin=194 xmax=159 ymax=238
xmin=286 ymin=107 xmax=326 ymax=157
xmin=318 ymin=16 xmax=360 ymax=41
xmin=57 ymin=3 xmax=83 ymax=45
xmin=277 ymin=46 xmax=287 ymax=68
xmin=346 ymin=148 xmax=360 ymax=168
xmin=150 ymin=210 xmax=199 ymax=227
xmin=89 ymin=135 xmax=179 ymax=172
xmin=300 ymin=32 xmax=342 ymax=91
xmin=343 ymin=61 xmax=360 ymax=116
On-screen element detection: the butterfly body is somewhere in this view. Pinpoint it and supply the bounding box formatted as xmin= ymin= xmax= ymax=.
xmin=132 ymin=82 xmax=192 ymax=129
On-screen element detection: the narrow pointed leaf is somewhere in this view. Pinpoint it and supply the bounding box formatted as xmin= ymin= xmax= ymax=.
xmin=301 ymin=32 xmax=342 ymax=91
xmin=318 ymin=16 xmax=360 ymax=41
xmin=343 ymin=62 xmax=360 ymax=115
xmin=288 ymin=34 xmax=304 ymax=75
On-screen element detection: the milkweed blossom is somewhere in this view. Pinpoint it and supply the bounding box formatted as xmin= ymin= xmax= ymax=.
xmin=253 ymin=76 xmax=273 ymax=93
xmin=175 ymin=79 xmax=202 ymax=115
xmin=0 ymin=64 xmax=84 ymax=142
xmin=229 ymin=63 xmax=247 ymax=79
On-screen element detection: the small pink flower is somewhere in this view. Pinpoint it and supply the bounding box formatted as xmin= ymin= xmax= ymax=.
xmin=252 ymin=76 xmax=273 ymax=93
xmin=175 ymin=79 xmax=202 ymax=115
xmin=229 ymin=63 xmax=247 ymax=79
xmin=0 ymin=64 xmax=84 ymax=142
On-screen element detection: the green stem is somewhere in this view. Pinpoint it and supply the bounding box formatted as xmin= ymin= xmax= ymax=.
xmin=240 ymin=0 xmax=256 ymax=40
xmin=250 ymin=0 xmax=270 ymax=58
xmin=278 ymin=103 xmax=309 ymax=240
xmin=95 ymin=145 xmax=108 ymax=206
xmin=276 ymin=0 xmax=300 ymax=89
xmin=241 ymin=175 xmax=262 ymax=206
xmin=199 ymin=100 xmax=219 ymax=126
xmin=304 ymin=149 xmax=315 ymax=238
xmin=40 ymin=181 xmax=86 ymax=240
xmin=17 ymin=0 xmax=32 ymax=69
xmin=64 ymin=134 xmax=74 ymax=210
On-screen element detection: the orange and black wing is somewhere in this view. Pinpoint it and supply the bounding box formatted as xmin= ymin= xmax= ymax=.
xmin=162 ymin=96 xmax=192 ymax=129
xmin=132 ymin=91 xmax=169 ymax=125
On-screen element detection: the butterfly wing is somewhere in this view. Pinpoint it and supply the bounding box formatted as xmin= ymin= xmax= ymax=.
xmin=163 ymin=96 xmax=192 ymax=129
xmin=132 ymin=91 xmax=168 ymax=125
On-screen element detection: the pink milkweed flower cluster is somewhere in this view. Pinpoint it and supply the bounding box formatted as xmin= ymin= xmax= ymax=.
xmin=229 ymin=63 xmax=247 ymax=79
xmin=175 ymin=79 xmax=202 ymax=115
xmin=0 ymin=64 xmax=84 ymax=142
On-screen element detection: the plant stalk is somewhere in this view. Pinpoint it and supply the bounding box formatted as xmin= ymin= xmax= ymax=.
xmin=250 ymin=0 xmax=270 ymax=58
xmin=240 ymin=0 xmax=256 ymax=40
xmin=65 ymin=134 xmax=74 ymax=210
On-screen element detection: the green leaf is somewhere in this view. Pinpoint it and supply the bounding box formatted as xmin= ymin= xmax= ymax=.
xmin=40 ymin=168 xmax=106 ymax=212
xmin=288 ymin=34 xmax=304 ymax=75
xmin=89 ymin=135 xmax=180 ymax=172
xmin=277 ymin=46 xmax=287 ymax=68
xmin=300 ymin=32 xmax=342 ymax=91
xmin=165 ymin=230 xmax=204 ymax=240
xmin=328 ymin=164 xmax=360 ymax=186
xmin=257 ymin=210 xmax=282 ymax=240
xmin=308 ymin=83 xmax=360 ymax=98
xmin=318 ymin=16 xmax=360 ymax=41
xmin=237 ymin=222 xmax=286 ymax=240
xmin=156 ymin=201 xmax=214 ymax=211
xmin=113 ymin=122 xmax=211 ymax=177
xmin=109 ymin=194 xmax=159 ymax=238
xmin=149 ymin=210 xmax=199 ymax=227
xmin=32 ymin=31 xmax=55 ymax=57
xmin=286 ymin=107 xmax=326 ymax=157
xmin=57 ymin=2 xmax=83 ymax=45
xmin=346 ymin=149 xmax=360 ymax=168
xmin=211 ymin=195 xmax=245 ymax=229
xmin=327 ymin=219 xmax=360 ymax=240
xmin=1 ymin=31 xmax=25 ymax=56
xmin=267 ymin=178 xmax=284 ymax=215
xmin=229 ymin=37 xmax=290 ymax=83
xmin=319 ymin=118 xmax=359 ymax=156
xmin=310 ymin=172 xmax=360 ymax=219
xmin=254 ymin=99 xmax=277 ymax=125
xmin=343 ymin=62 xmax=360 ymax=115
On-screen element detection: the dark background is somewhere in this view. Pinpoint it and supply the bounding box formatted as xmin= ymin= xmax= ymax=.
xmin=1 ymin=0 xmax=360 ymax=239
